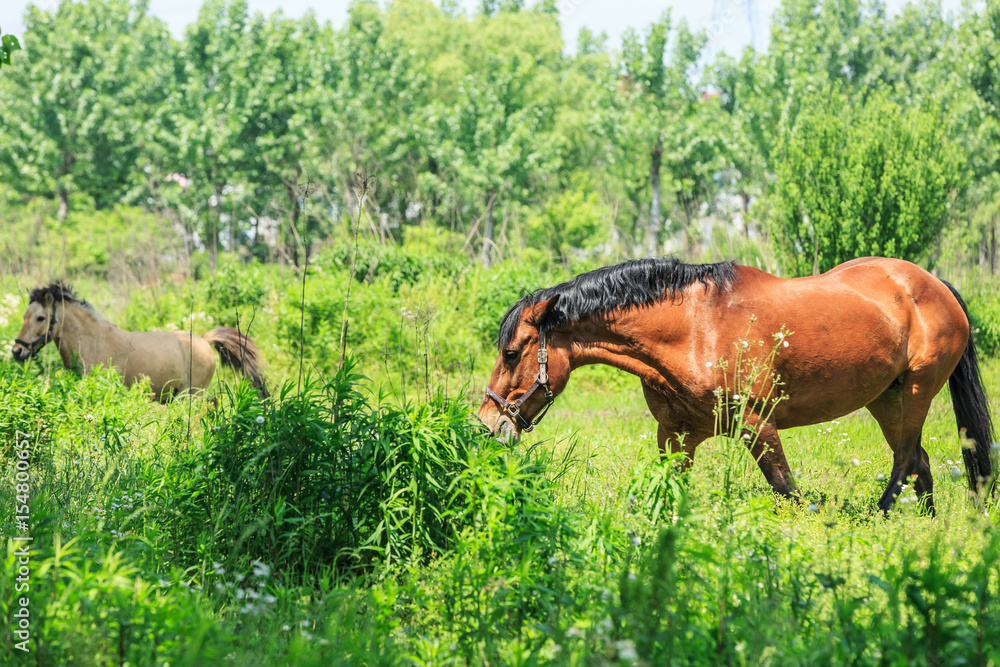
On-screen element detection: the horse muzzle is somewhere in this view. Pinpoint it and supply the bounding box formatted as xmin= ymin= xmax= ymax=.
xmin=12 ymin=337 xmax=45 ymax=362
xmin=477 ymin=403 xmax=520 ymax=443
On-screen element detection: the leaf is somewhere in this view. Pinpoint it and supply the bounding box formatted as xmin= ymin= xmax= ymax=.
xmin=867 ymin=574 xmax=891 ymax=593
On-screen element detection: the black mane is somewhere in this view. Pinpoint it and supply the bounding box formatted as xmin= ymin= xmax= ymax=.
xmin=29 ymin=281 xmax=83 ymax=306
xmin=496 ymin=258 xmax=739 ymax=350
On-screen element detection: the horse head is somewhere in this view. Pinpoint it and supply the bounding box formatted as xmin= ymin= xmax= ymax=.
xmin=12 ymin=288 xmax=61 ymax=362
xmin=478 ymin=295 xmax=570 ymax=441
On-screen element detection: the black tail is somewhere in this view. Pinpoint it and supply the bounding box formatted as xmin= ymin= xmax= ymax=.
xmin=942 ymin=280 xmax=995 ymax=494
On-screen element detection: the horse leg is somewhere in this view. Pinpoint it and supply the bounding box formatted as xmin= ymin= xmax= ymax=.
xmin=867 ymin=380 xmax=935 ymax=515
xmin=654 ymin=423 xmax=703 ymax=471
xmin=643 ymin=381 xmax=701 ymax=470
xmin=742 ymin=414 xmax=798 ymax=499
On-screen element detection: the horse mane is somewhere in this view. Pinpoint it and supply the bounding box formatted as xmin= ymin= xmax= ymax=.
xmin=29 ymin=281 xmax=100 ymax=319
xmin=495 ymin=258 xmax=739 ymax=350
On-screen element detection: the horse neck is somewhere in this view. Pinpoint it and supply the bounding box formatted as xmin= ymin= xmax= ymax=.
xmin=563 ymin=308 xmax=686 ymax=386
xmin=55 ymin=303 xmax=124 ymax=371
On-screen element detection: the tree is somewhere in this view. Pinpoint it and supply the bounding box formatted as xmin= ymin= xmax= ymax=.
xmin=619 ymin=13 xmax=711 ymax=255
xmin=769 ymin=88 xmax=965 ymax=276
xmin=0 ymin=0 xmax=173 ymax=220
xmin=391 ymin=1 xmax=564 ymax=264
xmin=140 ymin=3 xmax=337 ymax=269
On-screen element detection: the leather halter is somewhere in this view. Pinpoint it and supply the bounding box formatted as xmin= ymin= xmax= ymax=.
xmin=485 ymin=330 xmax=555 ymax=433
xmin=14 ymin=301 xmax=58 ymax=359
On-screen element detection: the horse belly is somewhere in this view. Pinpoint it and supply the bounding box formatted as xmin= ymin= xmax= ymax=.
xmin=769 ymin=321 xmax=906 ymax=428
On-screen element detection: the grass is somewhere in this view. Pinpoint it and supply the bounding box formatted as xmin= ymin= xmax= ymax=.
xmin=1 ymin=258 xmax=999 ymax=665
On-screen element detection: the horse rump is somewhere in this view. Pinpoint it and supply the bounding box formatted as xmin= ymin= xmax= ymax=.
xmin=203 ymin=327 xmax=269 ymax=398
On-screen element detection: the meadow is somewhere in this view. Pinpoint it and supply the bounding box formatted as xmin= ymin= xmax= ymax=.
xmin=1 ymin=249 xmax=999 ymax=666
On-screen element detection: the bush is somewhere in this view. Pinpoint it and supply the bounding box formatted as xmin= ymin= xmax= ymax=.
xmin=146 ymin=363 xmax=571 ymax=579
xmin=769 ymin=87 xmax=965 ymax=276
xmin=1 ymin=204 xmax=181 ymax=277
xmin=968 ymin=289 xmax=1000 ymax=357
xmin=198 ymin=258 xmax=268 ymax=326
xmin=318 ymin=240 xmax=467 ymax=292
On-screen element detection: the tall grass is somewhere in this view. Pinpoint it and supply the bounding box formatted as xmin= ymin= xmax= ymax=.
xmin=1 ymin=252 xmax=999 ymax=664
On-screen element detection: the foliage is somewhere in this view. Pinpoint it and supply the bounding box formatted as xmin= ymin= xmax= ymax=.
xmin=0 ymin=0 xmax=174 ymax=219
xmin=968 ymin=289 xmax=1000 ymax=358
xmin=0 ymin=25 xmax=20 ymax=69
xmin=318 ymin=239 xmax=468 ymax=292
xmin=769 ymin=87 xmax=965 ymax=276
xmin=3 ymin=0 xmax=1000 ymax=268
xmin=0 ymin=250 xmax=999 ymax=663
xmin=0 ymin=537 xmax=225 ymax=664
xmin=525 ymin=173 xmax=612 ymax=261
xmin=144 ymin=363 xmax=574 ymax=579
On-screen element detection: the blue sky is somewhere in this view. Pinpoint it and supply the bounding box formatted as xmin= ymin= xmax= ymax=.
xmin=3 ymin=0 xmax=968 ymax=59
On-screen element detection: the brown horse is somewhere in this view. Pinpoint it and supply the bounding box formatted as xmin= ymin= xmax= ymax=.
xmin=11 ymin=282 xmax=268 ymax=401
xmin=478 ymin=257 xmax=995 ymax=514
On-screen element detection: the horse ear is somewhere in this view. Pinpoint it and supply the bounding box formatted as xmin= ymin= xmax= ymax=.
xmin=44 ymin=292 xmax=54 ymax=307
xmin=527 ymin=294 xmax=561 ymax=329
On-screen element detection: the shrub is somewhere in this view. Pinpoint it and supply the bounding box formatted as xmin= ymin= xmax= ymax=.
xmin=968 ymin=289 xmax=1000 ymax=357
xmin=198 ymin=258 xmax=268 ymax=325
xmin=769 ymin=87 xmax=965 ymax=276
xmin=146 ymin=363 xmax=561 ymax=579
xmin=318 ymin=240 xmax=467 ymax=292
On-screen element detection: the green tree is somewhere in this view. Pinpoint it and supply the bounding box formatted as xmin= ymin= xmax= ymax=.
xmin=393 ymin=1 xmax=564 ymax=264
xmin=163 ymin=0 xmax=312 ymax=270
xmin=619 ymin=13 xmax=712 ymax=255
xmin=0 ymin=0 xmax=173 ymax=220
xmin=769 ymin=88 xmax=965 ymax=276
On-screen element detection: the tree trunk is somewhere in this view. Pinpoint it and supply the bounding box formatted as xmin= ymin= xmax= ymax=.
xmin=648 ymin=135 xmax=663 ymax=257
xmin=57 ymin=189 xmax=69 ymax=223
xmin=57 ymin=153 xmax=74 ymax=223
xmin=681 ymin=193 xmax=696 ymax=256
xmin=740 ymin=191 xmax=751 ymax=238
xmin=482 ymin=190 xmax=497 ymax=267
xmin=991 ymin=223 xmax=997 ymax=276
xmin=209 ymin=183 xmax=222 ymax=273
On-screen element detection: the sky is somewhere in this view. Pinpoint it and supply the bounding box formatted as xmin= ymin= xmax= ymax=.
xmin=3 ymin=0 xmax=969 ymax=59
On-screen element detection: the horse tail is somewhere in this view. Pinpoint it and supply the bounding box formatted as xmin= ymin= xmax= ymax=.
xmin=203 ymin=327 xmax=269 ymax=398
xmin=941 ymin=280 xmax=995 ymax=494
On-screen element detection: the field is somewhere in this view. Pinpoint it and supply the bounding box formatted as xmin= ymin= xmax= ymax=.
xmin=1 ymin=256 xmax=999 ymax=666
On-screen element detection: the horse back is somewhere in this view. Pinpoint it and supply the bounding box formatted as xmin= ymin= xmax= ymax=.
xmin=717 ymin=259 xmax=969 ymax=425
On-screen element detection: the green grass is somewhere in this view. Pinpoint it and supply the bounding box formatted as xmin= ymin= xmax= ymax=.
xmin=1 ymin=258 xmax=999 ymax=665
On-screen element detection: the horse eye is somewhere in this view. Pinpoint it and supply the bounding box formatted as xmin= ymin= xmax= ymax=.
xmin=503 ymin=349 xmax=519 ymax=362
xmin=36 ymin=316 xmax=45 ymax=322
